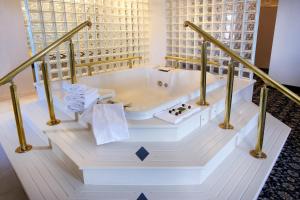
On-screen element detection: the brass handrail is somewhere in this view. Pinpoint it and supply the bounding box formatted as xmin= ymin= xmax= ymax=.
xmin=184 ymin=21 xmax=300 ymax=105
xmin=0 ymin=21 xmax=92 ymax=86
xmin=165 ymin=56 xmax=220 ymax=67
xmin=76 ymin=56 xmax=142 ymax=67
xmin=0 ymin=20 xmax=92 ymax=153
xmin=76 ymin=56 xmax=142 ymax=76
xmin=184 ymin=20 xmax=300 ymax=159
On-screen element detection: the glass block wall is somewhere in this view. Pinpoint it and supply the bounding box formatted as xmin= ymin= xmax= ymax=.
xmin=166 ymin=0 xmax=260 ymax=79
xmin=21 ymin=0 xmax=149 ymax=82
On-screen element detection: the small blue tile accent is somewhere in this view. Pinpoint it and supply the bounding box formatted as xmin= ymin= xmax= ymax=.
xmin=135 ymin=147 xmax=149 ymax=161
xmin=137 ymin=193 xmax=148 ymax=200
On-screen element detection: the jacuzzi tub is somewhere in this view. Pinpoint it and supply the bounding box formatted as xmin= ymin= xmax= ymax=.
xmin=45 ymin=66 xmax=225 ymax=120
xmin=62 ymin=66 xmax=224 ymax=120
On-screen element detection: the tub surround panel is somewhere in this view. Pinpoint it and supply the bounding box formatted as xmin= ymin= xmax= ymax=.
xmin=23 ymin=98 xmax=258 ymax=186
xmin=22 ymin=76 xmax=258 ymax=186
xmin=34 ymin=67 xmax=255 ymax=142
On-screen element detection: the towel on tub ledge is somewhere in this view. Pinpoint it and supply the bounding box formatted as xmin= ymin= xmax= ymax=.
xmin=80 ymin=103 xmax=129 ymax=145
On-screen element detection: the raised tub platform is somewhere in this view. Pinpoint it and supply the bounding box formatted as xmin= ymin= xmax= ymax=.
xmin=0 ymin=75 xmax=291 ymax=199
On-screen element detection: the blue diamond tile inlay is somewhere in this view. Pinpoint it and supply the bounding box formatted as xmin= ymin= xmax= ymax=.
xmin=135 ymin=147 xmax=149 ymax=161
xmin=137 ymin=193 xmax=148 ymax=200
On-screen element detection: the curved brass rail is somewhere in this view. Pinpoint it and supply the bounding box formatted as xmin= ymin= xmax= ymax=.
xmin=184 ymin=21 xmax=300 ymax=105
xmin=0 ymin=20 xmax=92 ymax=86
xmin=76 ymin=56 xmax=142 ymax=76
xmin=76 ymin=56 xmax=142 ymax=68
xmin=165 ymin=55 xmax=220 ymax=67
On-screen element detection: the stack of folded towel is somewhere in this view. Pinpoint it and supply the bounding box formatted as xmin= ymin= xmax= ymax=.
xmin=63 ymin=82 xmax=99 ymax=113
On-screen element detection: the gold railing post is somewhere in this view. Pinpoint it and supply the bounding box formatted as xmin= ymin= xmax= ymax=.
xmin=9 ymin=81 xmax=32 ymax=153
xmin=41 ymin=60 xmax=61 ymax=126
xmin=31 ymin=63 xmax=37 ymax=83
xmin=219 ymin=60 xmax=235 ymax=129
xmin=128 ymin=59 xmax=133 ymax=68
xmin=69 ymin=39 xmax=77 ymax=84
xmin=88 ymin=66 xmax=93 ymax=76
xmin=250 ymin=85 xmax=268 ymax=159
xmin=197 ymin=40 xmax=209 ymax=106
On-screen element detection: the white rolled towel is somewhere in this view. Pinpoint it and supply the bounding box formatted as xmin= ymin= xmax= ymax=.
xmin=65 ymin=93 xmax=99 ymax=112
xmin=64 ymin=95 xmax=85 ymax=102
xmin=67 ymin=104 xmax=84 ymax=113
xmin=62 ymin=82 xmax=87 ymax=93
xmin=63 ymin=82 xmax=100 ymax=112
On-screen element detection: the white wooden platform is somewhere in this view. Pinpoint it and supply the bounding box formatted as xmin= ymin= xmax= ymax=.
xmin=22 ymin=99 xmax=258 ymax=186
xmin=0 ymin=107 xmax=290 ymax=200
xmin=50 ymin=78 xmax=255 ymax=142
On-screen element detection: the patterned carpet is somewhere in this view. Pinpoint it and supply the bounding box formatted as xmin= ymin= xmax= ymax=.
xmin=253 ymin=78 xmax=300 ymax=200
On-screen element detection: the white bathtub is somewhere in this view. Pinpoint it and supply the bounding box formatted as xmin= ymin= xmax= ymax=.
xmin=64 ymin=66 xmax=224 ymax=120
xmin=45 ymin=66 xmax=225 ymax=120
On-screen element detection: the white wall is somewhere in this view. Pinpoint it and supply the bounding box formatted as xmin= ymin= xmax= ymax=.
xmin=269 ymin=0 xmax=300 ymax=87
xmin=0 ymin=0 xmax=35 ymax=100
xmin=148 ymin=0 xmax=167 ymax=66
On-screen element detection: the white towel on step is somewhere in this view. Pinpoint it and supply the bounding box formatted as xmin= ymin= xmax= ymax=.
xmin=62 ymin=82 xmax=87 ymax=93
xmin=63 ymin=82 xmax=99 ymax=113
xmin=92 ymin=103 xmax=129 ymax=145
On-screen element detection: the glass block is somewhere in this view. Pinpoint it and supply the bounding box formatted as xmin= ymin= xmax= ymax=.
xmin=233 ymin=42 xmax=241 ymax=50
xmin=41 ymin=2 xmax=52 ymax=11
xmin=233 ymin=13 xmax=243 ymax=23
xmin=214 ymin=14 xmax=222 ymax=22
xmin=75 ymin=4 xmax=85 ymax=13
xmin=30 ymin=13 xmax=41 ymax=21
xmin=243 ymin=52 xmax=252 ymax=59
xmin=76 ymin=14 xmax=86 ymax=22
xmin=56 ymin=23 xmax=66 ymax=32
xmin=28 ymin=1 xmax=38 ymax=10
xmin=222 ymin=32 xmax=231 ymax=40
xmin=233 ymin=23 xmax=243 ymax=31
xmin=247 ymin=13 xmax=256 ymax=21
xmin=33 ymin=33 xmax=43 ymax=43
xmin=245 ymin=33 xmax=254 ymax=41
xmin=31 ymin=23 xmax=42 ymax=32
xmin=233 ymin=33 xmax=242 ymax=40
xmin=236 ymin=2 xmax=244 ymax=12
xmin=66 ymin=13 xmax=76 ymax=22
xmin=44 ymin=23 xmax=56 ymax=32
xmin=225 ymin=4 xmax=233 ymax=12
xmin=247 ymin=2 xmax=257 ymax=12
xmin=244 ymin=43 xmax=253 ymax=51
xmin=54 ymin=12 xmax=64 ymax=21
xmin=247 ymin=23 xmax=255 ymax=32
xmin=207 ymin=6 xmax=212 ymax=14
xmin=53 ymin=2 xmax=64 ymax=12
xmin=224 ymin=13 xmax=233 ymax=22
xmin=224 ymin=24 xmax=232 ymax=32
xmin=65 ymin=3 xmax=75 ymax=12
